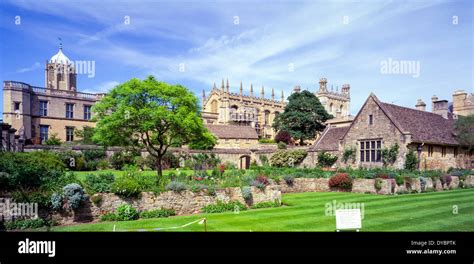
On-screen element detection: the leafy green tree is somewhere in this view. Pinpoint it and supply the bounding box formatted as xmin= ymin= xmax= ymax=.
xmin=455 ymin=114 xmax=474 ymax=151
xmin=92 ymin=76 xmax=215 ymax=181
xmin=272 ymin=90 xmax=332 ymax=145
xmin=381 ymin=143 xmax=399 ymax=167
xmin=74 ymin=126 xmax=96 ymax=145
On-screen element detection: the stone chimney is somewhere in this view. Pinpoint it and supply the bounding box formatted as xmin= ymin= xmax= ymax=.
xmin=341 ymin=84 xmax=350 ymax=96
xmin=415 ymin=99 xmax=426 ymax=111
xmin=452 ymin=90 xmax=468 ymax=115
xmin=431 ymin=95 xmax=449 ymax=118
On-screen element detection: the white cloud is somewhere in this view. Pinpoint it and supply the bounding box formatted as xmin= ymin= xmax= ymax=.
xmin=16 ymin=62 xmax=41 ymax=73
xmin=83 ymin=81 xmax=120 ymax=94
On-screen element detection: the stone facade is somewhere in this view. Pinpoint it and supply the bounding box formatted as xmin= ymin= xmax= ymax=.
xmin=52 ymin=186 xmax=281 ymax=225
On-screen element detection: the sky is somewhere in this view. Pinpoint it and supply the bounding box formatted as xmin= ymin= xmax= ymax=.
xmin=0 ymin=0 xmax=473 ymax=116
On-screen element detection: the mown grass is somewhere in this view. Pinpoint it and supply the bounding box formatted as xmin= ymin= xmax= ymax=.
xmin=52 ymin=188 xmax=474 ymax=232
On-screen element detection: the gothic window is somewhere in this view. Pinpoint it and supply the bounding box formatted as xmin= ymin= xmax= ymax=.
xmin=210 ymin=100 xmax=218 ymax=113
xmin=340 ymin=105 xmax=343 ymax=114
xmin=428 ymin=145 xmax=434 ymax=157
xmin=329 ymin=103 xmax=333 ymax=113
xmin=264 ymin=110 xmax=270 ymax=126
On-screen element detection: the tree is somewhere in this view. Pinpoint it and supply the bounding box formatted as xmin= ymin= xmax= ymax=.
xmin=272 ymin=90 xmax=332 ymax=145
xmin=74 ymin=126 xmax=96 ymax=145
xmin=274 ymin=130 xmax=292 ymax=145
xmin=404 ymin=149 xmax=418 ymax=171
xmin=455 ymin=114 xmax=474 ymax=151
xmin=92 ymin=76 xmax=215 ymax=182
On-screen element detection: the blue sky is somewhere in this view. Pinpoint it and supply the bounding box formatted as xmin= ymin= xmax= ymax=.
xmin=0 ymin=0 xmax=472 ymax=116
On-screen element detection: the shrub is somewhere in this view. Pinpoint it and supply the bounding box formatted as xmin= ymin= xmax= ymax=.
xmin=250 ymin=201 xmax=281 ymax=209
xmin=115 ymin=204 xmax=139 ymax=221
xmin=58 ymin=151 xmax=86 ymax=171
xmin=404 ymin=150 xmax=418 ymax=171
xmin=201 ymin=201 xmax=247 ymax=214
xmin=374 ymin=178 xmax=383 ymax=192
xmin=50 ymin=192 xmax=64 ymax=211
xmin=44 ymin=133 xmax=61 ymax=145
xmin=381 ymin=143 xmax=399 ymax=167
xmin=112 ymin=175 xmax=142 ymax=198
xmin=317 ymin=152 xmax=338 ymax=168
xmin=252 ymin=175 xmax=269 ymax=191
xmin=83 ymin=173 xmax=115 ymax=194
xmin=5 ymin=218 xmax=47 ymax=230
xmin=342 ymin=147 xmax=356 ymax=164
xmin=241 ymin=186 xmax=253 ymax=204
xmin=328 ymin=173 xmax=352 ymax=191
xmin=395 ymin=175 xmax=404 ymax=186
xmin=283 ymin=175 xmax=295 ymax=186
xmin=165 ymin=181 xmax=187 ymax=193
xmin=277 ymin=142 xmax=287 ymax=149
xmin=90 ymin=194 xmax=103 ymax=206
xmin=100 ymin=212 xmax=118 ymax=222
xmin=140 ymin=208 xmax=176 ymax=219
xmin=258 ymin=155 xmax=269 ymax=166
xmin=0 ymin=151 xmax=66 ymax=190
xmin=110 ymin=151 xmax=139 ymax=170
xmin=270 ymin=150 xmax=307 ymax=167
xmin=419 ymin=177 xmax=427 ymax=192
xmin=275 ymin=130 xmax=292 ymax=145
xmin=63 ymin=183 xmax=87 ymax=210
xmin=11 ymin=190 xmax=51 ymax=209
xmin=259 ymin=138 xmax=276 ymax=144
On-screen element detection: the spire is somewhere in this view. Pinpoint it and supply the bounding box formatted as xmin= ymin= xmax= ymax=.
xmin=261 ymin=86 xmax=265 ymax=98
xmin=239 ymin=81 xmax=243 ymax=95
xmin=202 ymin=89 xmax=206 ymax=102
xmin=226 ymin=79 xmax=229 ymax=93
xmin=250 ymin=84 xmax=254 ymax=97
xmin=58 ymin=37 xmax=63 ymax=50
xmin=221 ymin=79 xmax=224 ymax=92
xmin=213 ymin=82 xmax=217 ymax=90
xmin=281 ymin=90 xmax=284 ymax=103
xmin=271 ymin=88 xmax=275 ymax=100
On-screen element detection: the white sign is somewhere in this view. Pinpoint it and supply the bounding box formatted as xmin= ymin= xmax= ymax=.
xmin=335 ymin=209 xmax=362 ymax=230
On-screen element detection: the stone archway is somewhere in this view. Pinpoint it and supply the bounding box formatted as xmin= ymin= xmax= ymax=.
xmin=239 ymin=155 xmax=251 ymax=169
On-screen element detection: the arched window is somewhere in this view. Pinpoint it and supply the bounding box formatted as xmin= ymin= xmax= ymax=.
xmin=210 ymin=100 xmax=218 ymax=113
xmin=329 ymin=103 xmax=333 ymax=114
xmin=340 ymin=105 xmax=344 ymax=114
xmin=264 ymin=110 xmax=270 ymax=126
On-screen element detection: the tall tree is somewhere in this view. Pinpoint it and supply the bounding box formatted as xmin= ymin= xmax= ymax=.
xmin=455 ymin=114 xmax=474 ymax=151
xmin=92 ymin=76 xmax=215 ymax=181
xmin=273 ymin=90 xmax=332 ymax=145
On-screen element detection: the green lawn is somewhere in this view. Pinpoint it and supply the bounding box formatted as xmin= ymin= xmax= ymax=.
xmin=53 ymin=188 xmax=474 ymax=232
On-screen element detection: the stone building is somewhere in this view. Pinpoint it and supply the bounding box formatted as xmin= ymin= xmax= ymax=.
xmin=201 ymin=78 xmax=353 ymax=140
xmin=205 ymin=124 xmax=259 ymax=149
xmin=314 ymin=93 xmax=473 ymax=170
xmin=2 ymin=46 xmax=104 ymax=144
xmin=201 ymin=80 xmax=286 ymax=139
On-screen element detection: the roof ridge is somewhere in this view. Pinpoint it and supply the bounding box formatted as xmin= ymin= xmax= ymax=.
xmin=381 ymin=102 xmax=450 ymax=118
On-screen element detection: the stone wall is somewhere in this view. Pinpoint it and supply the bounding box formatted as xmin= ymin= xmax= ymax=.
xmin=278 ymin=178 xmax=392 ymax=195
xmin=52 ymin=185 xmax=281 ymax=225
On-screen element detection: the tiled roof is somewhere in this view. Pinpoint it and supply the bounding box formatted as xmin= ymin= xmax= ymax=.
xmin=380 ymin=102 xmax=459 ymax=145
xmin=206 ymin=124 xmax=259 ymax=139
xmin=312 ymin=126 xmax=349 ymax=151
